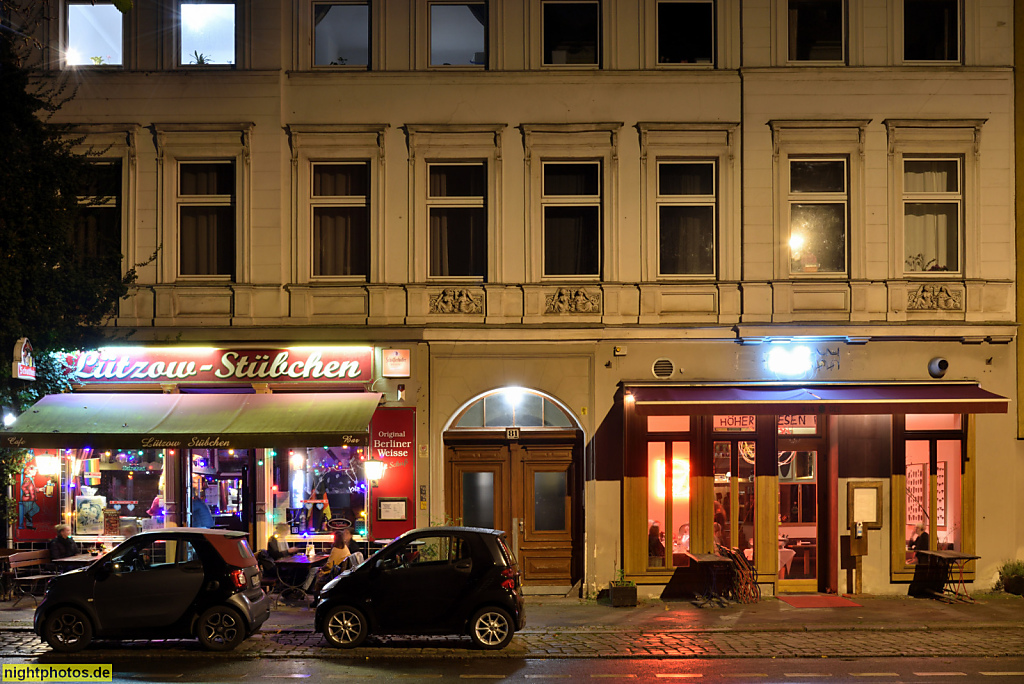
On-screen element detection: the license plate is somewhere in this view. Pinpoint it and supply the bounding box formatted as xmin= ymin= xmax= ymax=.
xmin=250 ymin=574 xmax=260 ymax=588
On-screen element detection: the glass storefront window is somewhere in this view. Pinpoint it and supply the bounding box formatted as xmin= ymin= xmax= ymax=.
xmin=905 ymin=439 xmax=961 ymax=563
xmin=647 ymin=440 xmax=690 ymax=568
xmin=906 ymin=414 xmax=962 ymax=431
xmin=272 ymin=446 xmax=368 ymax=535
xmin=647 ymin=415 xmax=690 ymax=433
xmin=75 ymin=449 xmax=165 ymax=537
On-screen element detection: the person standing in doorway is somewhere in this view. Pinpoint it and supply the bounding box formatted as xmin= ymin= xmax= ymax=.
xmin=190 ymin=476 xmax=214 ymax=528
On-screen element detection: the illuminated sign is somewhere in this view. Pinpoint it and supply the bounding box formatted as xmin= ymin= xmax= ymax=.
xmin=12 ymin=338 xmax=36 ymax=381
xmin=778 ymin=414 xmax=817 ymax=435
xmin=713 ymin=415 xmax=756 ymax=432
xmin=69 ymin=347 xmax=374 ymax=384
xmin=381 ymin=349 xmax=411 ymax=378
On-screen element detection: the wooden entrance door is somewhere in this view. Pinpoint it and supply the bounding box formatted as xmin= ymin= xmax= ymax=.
xmin=445 ymin=434 xmax=578 ymax=588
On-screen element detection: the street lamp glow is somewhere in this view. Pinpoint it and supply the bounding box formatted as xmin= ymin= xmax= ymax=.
xmin=3 ymin=412 xmax=15 ymax=427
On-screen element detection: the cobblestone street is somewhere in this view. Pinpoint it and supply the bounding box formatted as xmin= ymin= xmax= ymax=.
xmin=2 ymin=624 xmax=1022 ymax=660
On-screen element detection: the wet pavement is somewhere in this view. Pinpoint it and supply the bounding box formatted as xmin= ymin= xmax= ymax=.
xmin=2 ymin=593 xmax=1022 ymax=659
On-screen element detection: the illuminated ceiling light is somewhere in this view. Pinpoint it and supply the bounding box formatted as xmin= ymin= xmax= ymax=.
xmin=503 ymin=387 xmax=524 ymax=407
xmin=788 ymin=233 xmax=805 ymax=256
xmin=290 ymin=452 xmax=305 ymax=469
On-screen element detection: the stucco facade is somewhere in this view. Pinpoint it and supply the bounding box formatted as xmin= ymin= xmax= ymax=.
xmin=25 ymin=0 xmax=1020 ymax=596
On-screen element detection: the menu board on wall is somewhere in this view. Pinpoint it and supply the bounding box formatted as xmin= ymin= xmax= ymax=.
xmin=103 ymin=509 xmax=121 ymax=536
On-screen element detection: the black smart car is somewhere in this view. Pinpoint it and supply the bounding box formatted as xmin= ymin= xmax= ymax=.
xmin=314 ymin=526 xmax=525 ymax=650
xmin=35 ymin=528 xmax=271 ymax=653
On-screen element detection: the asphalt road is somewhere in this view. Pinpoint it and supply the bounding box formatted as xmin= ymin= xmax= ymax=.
xmin=3 ymin=655 xmax=1024 ymax=683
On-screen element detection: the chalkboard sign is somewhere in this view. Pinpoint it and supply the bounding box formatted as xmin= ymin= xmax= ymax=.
xmin=103 ymin=509 xmax=121 ymax=536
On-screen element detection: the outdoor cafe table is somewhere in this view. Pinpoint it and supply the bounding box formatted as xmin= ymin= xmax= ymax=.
xmin=684 ymin=551 xmax=733 ymax=607
xmin=915 ymin=549 xmax=981 ymax=603
xmin=273 ymin=554 xmax=328 ymax=596
xmin=52 ymin=553 xmax=103 ymax=571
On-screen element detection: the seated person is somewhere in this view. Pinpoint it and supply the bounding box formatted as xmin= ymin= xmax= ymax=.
xmin=267 ymin=523 xmax=301 ymax=560
xmin=302 ymin=530 xmax=351 ymax=592
xmin=48 ymin=524 xmax=80 ymax=560
xmin=910 ymin=523 xmax=930 ymax=562
xmin=648 ymin=522 xmax=665 ymax=566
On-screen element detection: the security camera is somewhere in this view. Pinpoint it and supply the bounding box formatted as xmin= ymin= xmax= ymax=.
xmin=928 ymin=357 xmax=949 ymax=379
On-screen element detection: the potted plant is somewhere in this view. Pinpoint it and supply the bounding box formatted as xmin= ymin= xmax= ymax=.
xmin=609 ymin=568 xmax=637 ymax=607
xmin=997 ymin=559 xmax=1024 ymax=596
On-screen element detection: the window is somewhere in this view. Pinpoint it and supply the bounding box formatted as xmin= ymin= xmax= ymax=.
xmin=311 ymin=163 xmax=370 ymax=278
xmin=787 ymin=0 xmax=844 ymax=62
xmin=787 ymin=158 xmax=847 ymax=275
xmin=428 ymin=163 xmax=487 ymax=278
xmin=904 ymin=0 xmax=959 ymax=62
xmin=313 ymin=3 xmax=370 ymax=67
xmin=430 ymin=3 xmax=487 ymax=67
xmin=657 ymin=1 xmax=714 ymax=65
xmin=180 ymin=2 xmax=235 ymax=65
xmin=902 ymin=158 xmax=960 ymax=274
xmin=543 ymin=1 xmax=600 ymax=66
xmin=542 ymin=162 xmax=601 ymax=277
xmin=66 ymin=2 xmax=123 ymax=66
xmin=75 ymin=161 xmax=122 ymax=271
xmin=646 ymin=440 xmax=690 ymax=568
xmin=657 ymin=161 xmax=716 ymax=276
xmin=178 ymin=162 xmax=235 ymax=277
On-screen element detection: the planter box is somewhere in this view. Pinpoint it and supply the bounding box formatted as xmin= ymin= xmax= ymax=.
xmin=609 ymin=584 xmax=637 ymax=607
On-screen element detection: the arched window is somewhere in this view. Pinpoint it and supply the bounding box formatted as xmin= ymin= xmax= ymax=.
xmin=451 ymin=388 xmax=574 ymax=429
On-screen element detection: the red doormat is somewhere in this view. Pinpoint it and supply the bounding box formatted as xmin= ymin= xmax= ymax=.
xmin=778 ymin=595 xmax=861 ymax=608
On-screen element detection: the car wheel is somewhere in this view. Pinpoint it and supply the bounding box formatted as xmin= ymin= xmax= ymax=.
xmin=42 ymin=607 xmax=92 ymax=653
xmin=468 ymin=606 xmax=514 ymax=650
xmin=322 ymin=605 xmax=369 ymax=648
xmin=197 ymin=605 xmax=246 ymax=651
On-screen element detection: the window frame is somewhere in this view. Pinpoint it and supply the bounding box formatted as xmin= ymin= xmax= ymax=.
xmin=654 ymin=160 xmax=718 ymax=279
xmin=786 ymin=156 xmax=849 ymax=277
xmin=898 ymin=0 xmax=962 ymax=65
xmin=70 ymin=125 xmax=138 ymax=287
xmin=900 ymin=156 xmax=962 ymax=276
xmin=176 ymin=160 xmax=237 ymax=279
xmin=540 ymin=160 xmax=603 ymax=279
xmin=287 ymin=124 xmax=387 ymax=286
xmin=426 ymin=161 xmax=488 ymax=280
xmin=175 ymin=0 xmax=243 ymax=69
xmin=652 ymin=0 xmax=716 ymax=69
xmin=62 ymin=0 xmax=126 ymax=70
xmin=769 ymin=120 xmax=867 ymax=281
xmin=523 ymin=124 xmax=620 ymax=282
xmin=778 ymin=0 xmax=847 ymax=66
xmin=309 ymin=162 xmax=371 ymax=280
xmin=155 ymin=124 xmax=251 ymax=284
xmin=884 ymin=119 xmax=983 ymax=281
xmin=536 ymin=0 xmax=602 ymax=69
xmin=310 ymin=1 xmax=372 ymax=70
xmin=889 ymin=413 xmax=973 ymax=583
xmin=422 ymin=1 xmax=489 ymax=70
xmin=407 ymin=125 xmax=504 ymax=283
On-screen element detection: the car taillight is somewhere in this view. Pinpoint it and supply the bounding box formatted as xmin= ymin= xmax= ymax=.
xmin=500 ymin=567 xmax=517 ymax=590
xmin=229 ymin=568 xmax=246 ymax=590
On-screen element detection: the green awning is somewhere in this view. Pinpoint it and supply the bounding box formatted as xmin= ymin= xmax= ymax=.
xmin=1 ymin=392 xmax=382 ymax=450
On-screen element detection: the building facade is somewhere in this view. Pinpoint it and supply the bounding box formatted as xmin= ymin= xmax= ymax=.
xmin=7 ymin=0 xmax=1019 ymax=597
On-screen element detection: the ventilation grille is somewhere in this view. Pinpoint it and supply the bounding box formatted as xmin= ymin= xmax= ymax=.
xmin=652 ymin=358 xmax=675 ymax=379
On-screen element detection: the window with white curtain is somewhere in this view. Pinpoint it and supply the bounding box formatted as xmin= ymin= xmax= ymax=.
xmin=312 ymin=163 xmax=369 ymax=278
xmin=542 ymin=162 xmax=601 ymax=277
xmin=178 ymin=162 xmax=235 ymax=277
xmin=657 ymin=161 xmax=716 ymax=276
xmin=428 ymin=163 xmax=487 ymax=278
xmin=903 ymin=158 xmax=960 ymax=274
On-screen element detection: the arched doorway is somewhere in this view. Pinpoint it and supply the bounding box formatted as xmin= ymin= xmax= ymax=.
xmin=443 ymin=388 xmax=584 ymax=592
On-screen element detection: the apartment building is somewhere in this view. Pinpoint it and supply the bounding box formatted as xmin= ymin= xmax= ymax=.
xmin=9 ymin=0 xmax=1017 ymax=597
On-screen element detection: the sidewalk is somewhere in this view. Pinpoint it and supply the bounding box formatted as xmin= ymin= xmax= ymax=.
xmin=2 ymin=593 xmax=1022 ymax=659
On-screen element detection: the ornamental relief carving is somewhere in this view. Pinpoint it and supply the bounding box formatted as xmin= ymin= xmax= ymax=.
xmin=907 ymin=284 xmax=964 ymax=311
xmin=545 ymin=288 xmax=601 ymax=314
xmin=429 ymin=288 xmax=482 ymax=314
